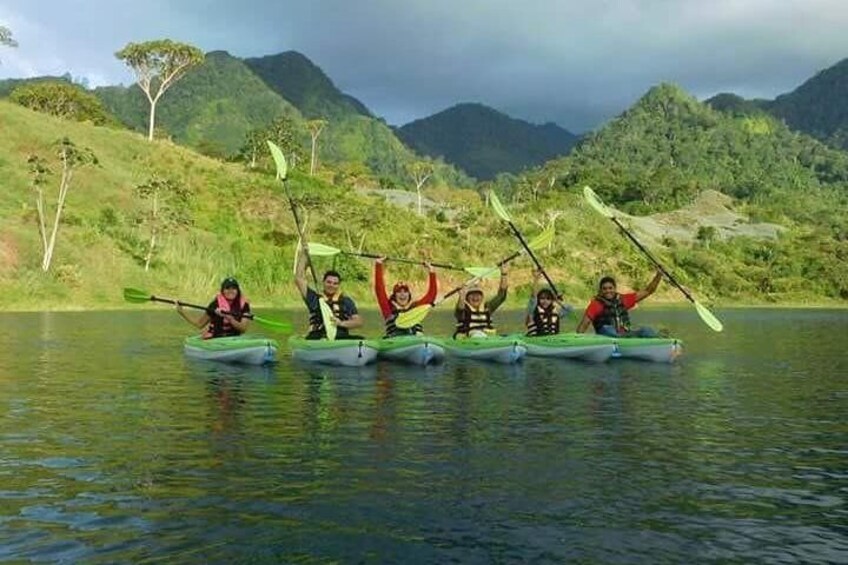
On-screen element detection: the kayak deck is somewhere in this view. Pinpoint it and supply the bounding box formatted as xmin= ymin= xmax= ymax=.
xmin=612 ymin=337 xmax=684 ymax=363
xmin=443 ymin=336 xmax=527 ymax=364
xmin=289 ymin=336 xmax=380 ymax=367
xmin=376 ymin=335 xmax=447 ymax=366
xmin=522 ymin=333 xmax=617 ymax=362
xmin=183 ymin=335 xmax=279 ymax=365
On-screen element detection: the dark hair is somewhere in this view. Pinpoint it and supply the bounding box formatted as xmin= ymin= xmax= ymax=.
xmin=323 ymin=270 xmax=342 ymax=282
xmin=537 ymin=289 xmax=555 ymax=301
xmin=598 ymin=276 xmax=616 ymax=289
xmin=221 ymin=277 xmax=240 ymax=291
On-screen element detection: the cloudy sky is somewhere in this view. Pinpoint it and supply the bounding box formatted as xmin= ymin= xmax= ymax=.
xmin=1 ymin=0 xmax=847 ymax=132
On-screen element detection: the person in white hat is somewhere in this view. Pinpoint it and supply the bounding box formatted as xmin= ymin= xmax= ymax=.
xmin=453 ymin=265 xmax=509 ymax=338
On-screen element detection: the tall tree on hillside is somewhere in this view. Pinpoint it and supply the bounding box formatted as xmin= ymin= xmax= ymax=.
xmin=408 ymin=161 xmax=434 ymax=216
xmin=27 ymin=138 xmax=98 ymax=272
xmin=115 ymin=40 xmax=204 ymax=141
xmin=307 ymin=119 xmax=327 ymax=176
xmin=134 ymin=176 xmax=192 ymax=270
xmin=238 ymin=116 xmax=305 ymax=170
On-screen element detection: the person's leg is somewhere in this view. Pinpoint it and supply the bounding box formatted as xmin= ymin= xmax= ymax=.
xmin=597 ymin=325 xmax=619 ymax=337
xmin=630 ymin=326 xmax=658 ymax=338
xmin=305 ymin=330 xmax=324 ymax=340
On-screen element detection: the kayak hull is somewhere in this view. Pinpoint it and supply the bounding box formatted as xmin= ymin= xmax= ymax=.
xmin=377 ymin=335 xmax=447 ymax=366
xmin=612 ymin=338 xmax=683 ymax=363
xmin=183 ymin=335 xmax=279 ymax=365
xmin=443 ymin=336 xmax=527 ymax=364
xmin=289 ymin=337 xmax=379 ymax=367
xmin=522 ymin=333 xmax=616 ymax=362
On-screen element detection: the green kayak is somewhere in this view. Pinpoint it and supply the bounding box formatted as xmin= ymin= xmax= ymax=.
xmin=442 ymin=336 xmax=527 ymax=364
xmin=612 ymin=337 xmax=683 ymax=363
xmin=521 ymin=332 xmax=617 ymax=362
xmin=376 ymin=335 xmax=447 ymax=366
xmin=289 ymin=336 xmax=380 ymax=367
xmin=183 ymin=335 xmax=279 ymax=365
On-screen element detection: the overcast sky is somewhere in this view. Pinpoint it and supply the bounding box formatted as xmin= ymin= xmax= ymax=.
xmin=2 ymin=0 xmax=847 ymax=132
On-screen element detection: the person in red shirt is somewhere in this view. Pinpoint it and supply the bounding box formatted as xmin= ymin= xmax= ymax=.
xmin=374 ymin=257 xmax=437 ymax=337
xmin=576 ymin=271 xmax=663 ymax=337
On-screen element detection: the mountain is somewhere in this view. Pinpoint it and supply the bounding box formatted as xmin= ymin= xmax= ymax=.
xmin=95 ymin=50 xmax=303 ymax=156
xmin=396 ymin=103 xmax=578 ymax=180
xmin=244 ymin=51 xmax=371 ymax=120
xmin=765 ymin=58 xmax=848 ymax=150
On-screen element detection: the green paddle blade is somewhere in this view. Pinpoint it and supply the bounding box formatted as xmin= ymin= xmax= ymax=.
xmin=489 ymin=190 xmax=512 ymax=222
xmin=583 ymin=186 xmax=614 ymax=218
xmin=266 ymin=140 xmax=288 ymax=181
xmin=529 ymin=224 xmax=555 ymax=250
xmin=252 ymin=315 xmax=293 ymax=333
xmin=123 ymin=287 xmax=151 ymax=304
xmin=395 ymin=304 xmax=432 ymax=329
xmin=307 ymin=242 xmax=342 ymax=257
xmin=464 ymin=266 xmax=500 ymax=279
xmin=694 ymin=300 xmax=724 ymax=332
xmin=318 ymin=298 xmax=337 ymax=341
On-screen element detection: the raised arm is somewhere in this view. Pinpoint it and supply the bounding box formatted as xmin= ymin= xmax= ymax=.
xmin=415 ymin=262 xmax=438 ymax=307
xmin=486 ymin=265 xmax=509 ymax=313
xmin=294 ymin=240 xmax=310 ymax=300
xmin=374 ymin=259 xmax=392 ymax=319
xmin=635 ymin=270 xmax=663 ymax=302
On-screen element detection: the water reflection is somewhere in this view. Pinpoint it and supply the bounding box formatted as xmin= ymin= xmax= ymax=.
xmin=0 ymin=309 xmax=845 ymax=563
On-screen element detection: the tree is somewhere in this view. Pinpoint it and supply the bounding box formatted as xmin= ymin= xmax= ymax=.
xmin=408 ymin=161 xmax=434 ymax=216
xmin=27 ymin=138 xmax=98 ymax=272
xmin=134 ymin=176 xmax=192 ymax=270
xmin=307 ymin=119 xmax=327 ymax=176
xmin=115 ymin=39 xmax=204 ymax=141
xmin=10 ymin=81 xmax=116 ymax=125
xmin=0 ymin=25 xmax=16 ymax=64
xmin=237 ymin=116 xmax=306 ymax=170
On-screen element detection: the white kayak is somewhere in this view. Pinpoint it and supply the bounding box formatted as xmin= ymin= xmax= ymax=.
xmin=183 ymin=335 xmax=279 ymax=365
xmin=376 ymin=335 xmax=447 ymax=366
xmin=443 ymin=336 xmax=527 ymax=364
xmin=612 ymin=337 xmax=684 ymax=363
xmin=521 ymin=332 xmax=617 ymax=362
xmin=289 ymin=336 xmax=380 ymax=367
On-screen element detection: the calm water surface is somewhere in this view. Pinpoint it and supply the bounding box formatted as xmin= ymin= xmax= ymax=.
xmin=0 ymin=308 xmax=846 ymax=563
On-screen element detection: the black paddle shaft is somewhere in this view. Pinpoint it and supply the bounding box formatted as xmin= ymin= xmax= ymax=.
xmin=151 ymin=295 xmax=256 ymax=320
xmin=348 ymin=251 xmax=462 ymax=271
xmin=505 ymin=221 xmax=562 ymax=300
xmin=438 ymin=248 xmax=524 ymax=302
xmin=610 ymin=216 xmax=695 ymax=304
xmin=283 ymin=182 xmax=319 ymax=286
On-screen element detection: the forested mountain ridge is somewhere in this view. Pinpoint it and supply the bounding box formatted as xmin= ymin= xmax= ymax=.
xmin=397 ymin=102 xmax=579 ymax=180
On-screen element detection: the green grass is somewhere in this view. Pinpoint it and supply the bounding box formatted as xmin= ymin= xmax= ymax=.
xmin=1 ymin=100 xmax=845 ymax=313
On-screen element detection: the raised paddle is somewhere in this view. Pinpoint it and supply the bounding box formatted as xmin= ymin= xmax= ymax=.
xmin=268 ymin=140 xmax=336 ymax=337
xmin=304 ymin=241 xmax=499 ymax=279
xmin=582 ymin=186 xmax=724 ymax=332
xmin=122 ymin=287 xmax=293 ymax=332
xmin=489 ymin=190 xmax=564 ymax=300
xmin=394 ymin=225 xmax=555 ymax=329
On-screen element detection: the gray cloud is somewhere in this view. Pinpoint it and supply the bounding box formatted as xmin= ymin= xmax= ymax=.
xmin=2 ymin=0 xmax=847 ymax=132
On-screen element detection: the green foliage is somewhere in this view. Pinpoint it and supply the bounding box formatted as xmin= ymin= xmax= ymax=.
xmin=10 ymin=81 xmax=117 ymax=126
xmin=397 ymin=102 xmax=578 ymax=180
xmin=238 ymin=116 xmax=306 ymax=170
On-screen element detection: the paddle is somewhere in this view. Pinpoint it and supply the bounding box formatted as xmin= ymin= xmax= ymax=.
xmin=489 ymin=190 xmax=564 ymax=300
xmin=394 ymin=225 xmax=555 ymax=329
xmin=268 ymin=140 xmax=336 ymax=338
xmin=304 ymin=241 xmax=499 ymax=278
xmin=582 ymin=186 xmax=724 ymax=332
xmin=122 ymin=287 xmax=293 ymax=332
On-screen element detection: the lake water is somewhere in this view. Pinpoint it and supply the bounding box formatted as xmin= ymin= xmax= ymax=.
xmin=1 ymin=308 xmax=846 ymax=563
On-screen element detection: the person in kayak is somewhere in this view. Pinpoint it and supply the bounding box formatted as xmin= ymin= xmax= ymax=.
xmin=525 ymin=269 xmax=574 ymax=337
xmin=296 ymin=240 xmax=364 ymax=340
xmin=177 ymin=277 xmax=251 ymax=338
xmin=454 ymin=265 xmax=509 ymax=338
xmin=374 ymin=257 xmax=437 ymax=337
xmin=576 ymin=271 xmax=663 ymax=337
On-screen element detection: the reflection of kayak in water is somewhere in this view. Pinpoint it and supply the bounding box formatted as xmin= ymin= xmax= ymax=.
xmin=376 ymin=335 xmax=446 ymax=366
xmin=612 ymin=337 xmax=683 ymax=363
xmin=183 ymin=335 xmax=278 ymax=365
xmin=519 ymin=333 xmax=616 ymax=362
xmin=288 ymin=337 xmax=379 ymax=367
xmin=442 ymin=336 xmax=527 ymax=364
